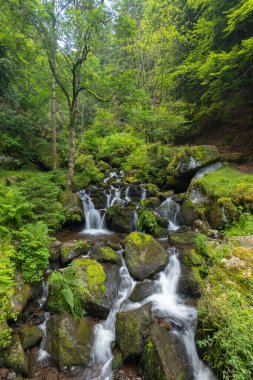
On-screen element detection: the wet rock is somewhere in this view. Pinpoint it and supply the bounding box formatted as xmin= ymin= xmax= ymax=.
xmin=18 ymin=325 xmax=43 ymax=350
xmin=60 ymin=240 xmax=90 ymax=265
xmin=1 ymin=335 xmax=28 ymax=375
xmin=168 ymin=231 xmax=197 ymax=246
xmin=90 ymin=246 xmax=121 ymax=266
xmin=89 ymin=188 xmax=106 ymax=209
xmin=0 ymin=368 xmax=9 ymax=378
xmin=178 ymin=203 xmax=199 ymax=226
xmin=142 ymin=197 xmax=160 ymax=209
xmin=220 ymin=152 xmax=245 ymax=164
xmin=109 ymin=205 xmax=137 ymax=233
xmin=9 ymin=272 xmax=41 ymax=317
xmin=157 ymin=190 xmax=174 ymax=201
xmin=112 ymin=349 xmax=124 ymax=371
xmin=142 ymin=323 xmax=190 ymax=380
xmin=125 ymin=232 xmax=169 ymax=280
xmin=49 ymin=240 xmax=61 ymax=262
xmin=127 ymin=185 xmax=143 ymax=201
xmin=46 ymin=313 xmax=94 ymax=369
xmin=59 ymin=191 xmax=84 ymax=226
xmin=171 ymin=193 xmax=185 ymax=204
xmin=129 ymin=281 xmax=155 ymax=302
xmin=115 ymin=305 xmax=151 ymax=359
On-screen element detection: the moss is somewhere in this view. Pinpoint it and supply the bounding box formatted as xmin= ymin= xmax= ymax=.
xmin=2 ymin=334 xmax=28 ymax=375
xmin=72 ymin=258 xmax=107 ymax=295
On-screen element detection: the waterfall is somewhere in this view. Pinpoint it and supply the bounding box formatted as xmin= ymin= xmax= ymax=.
xmin=78 ymin=190 xmax=110 ymax=235
xmin=85 ymin=251 xmax=135 ymax=380
xmin=194 ymin=162 xmax=222 ymax=179
xmin=125 ymin=186 xmax=131 ymax=202
xmin=140 ymin=185 xmax=146 ymax=200
xmin=143 ymin=249 xmax=217 ymax=380
xmin=37 ymin=281 xmax=51 ymax=363
xmin=158 ymin=197 xmax=180 ymax=231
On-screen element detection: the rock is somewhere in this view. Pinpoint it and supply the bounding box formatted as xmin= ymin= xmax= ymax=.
xmin=106 ymin=241 xmax=121 ymax=251
xmin=109 ymin=205 xmax=137 ymax=233
xmin=168 ymin=231 xmax=197 ymax=246
xmin=89 ymin=188 xmax=106 ymax=209
xmin=59 ymin=191 xmax=84 ymax=226
xmin=0 ymin=368 xmax=9 ymax=378
xmin=157 ymin=190 xmax=174 ymax=201
xmin=60 ymin=240 xmax=90 ymax=265
xmin=171 ymin=193 xmax=185 ymax=204
xmin=90 ymin=247 xmax=121 ymax=266
xmin=125 ymin=232 xmax=169 ymax=280
xmin=18 ymin=325 xmax=43 ymax=350
xmin=5 ymin=176 xmax=24 ymax=186
xmin=167 ymin=145 xmax=220 ymax=179
xmin=220 ymin=152 xmax=245 ymax=164
xmin=115 ymin=305 xmax=151 ymax=359
xmin=112 ymin=349 xmax=123 ymax=371
xmin=46 ymin=313 xmax=94 ymax=369
xmin=129 ymin=281 xmax=155 ymax=302
xmin=0 ymin=155 xmax=23 ymax=169
xmin=49 ymin=240 xmax=61 ymax=262
xmin=178 ymin=203 xmax=199 ymax=226
xmin=9 ymin=273 xmax=41 ymax=317
xmin=142 ymin=323 xmax=190 ymax=380
xmin=126 ymin=185 xmax=143 ymax=201
xmin=1 ymin=335 xmax=28 ymax=375
xmin=142 ymin=197 xmax=160 ymax=209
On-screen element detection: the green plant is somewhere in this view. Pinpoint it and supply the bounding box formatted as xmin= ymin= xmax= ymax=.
xmin=195 ymin=233 xmax=208 ymax=257
xmin=16 ymin=221 xmax=51 ymax=282
xmin=137 ymin=210 xmax=158 ymax=234
xmin=224 ymin=213 xmax=253 ymax=237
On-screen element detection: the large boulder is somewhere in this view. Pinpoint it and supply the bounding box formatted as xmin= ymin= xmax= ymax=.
xmin=60 ymin=240 xmax=90 ymax=265
xmin=142 ymin=324 xmax=190 ymax=380
xmin=129 ymin=280 xmax=155 ymax=302
xmin=90 ymin=246 xmax=121 ymax=266
xmin=168 ymin=230 xmax=197 ymax=246
xmin=125 ymin=232 xmax=168 ymax=280
xmin=0 ymin=335 xmax=28 ymax=375
xmin=109 ymin=205 xmax=137 ymax=233
xmin=115 ymin=305 xmax=151 ymax=359
xmin=59 ymin=191 xmax=84 ymax=226
xmin=18 ymin=325 xmax=43 ymax=350
xmin=46 ymin=313 xmax=94 ymax=369
xmin=167 ymin=145 xmax=220 ymax=179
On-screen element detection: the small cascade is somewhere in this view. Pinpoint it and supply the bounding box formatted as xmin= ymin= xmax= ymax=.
xmin=158 ymin=197 xmax=180 ymax=231
xmin=140 ymin=185 xmax=146 ymax=200
xmin=78 ymin=190 xmax=110 ymax=235
xmin=85 ymin=251 xmax=135 ymax=380
xmin=106 ymin=186 xmax=125 ymax=207
xmin=37 ymin=281 xmax=51 ymax=363
xmin=143 ymin=249 xmax=217 ymax=380
xmin=125 ymin=186 xmax=131 ymax=202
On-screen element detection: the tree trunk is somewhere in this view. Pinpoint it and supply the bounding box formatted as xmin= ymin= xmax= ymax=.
xmin=66 ymin=107 xmax=76 ymax=191
xmin=51 ymin=74 xmax=57 ymax=171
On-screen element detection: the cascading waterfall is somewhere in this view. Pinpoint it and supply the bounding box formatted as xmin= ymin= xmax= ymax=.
xmin=85 ymin=251 xmax=135 ymax=380
xmin=37 ymin=281 xmax=51 ymax=362
xmin=158 ymin=197 xmax=180 ymax=231
xmin=143 ymin=249 xmax=217 ymax=380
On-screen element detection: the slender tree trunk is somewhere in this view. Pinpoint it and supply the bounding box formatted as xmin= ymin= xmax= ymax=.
xmin=51 ymin=74 xmax=57 ymax=171
xmin=66 ymin=106 xmax=76 ymax=191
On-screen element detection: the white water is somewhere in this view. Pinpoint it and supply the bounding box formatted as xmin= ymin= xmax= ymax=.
xmin=85 ymin=251 xmax=135 ymax=380
xmin=143 ymin=249 xmax=216 ymax=380
xmin=158 ymin=197 xmax=180 ymax=231
xmin=194 ymin=162 xmax=222 ymax=179
xmin=37 ymin=281 xmax=51 ymax=363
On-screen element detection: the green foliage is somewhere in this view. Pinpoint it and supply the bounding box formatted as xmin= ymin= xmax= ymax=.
xmin=49 ymin=268 xmax=87 ymax=319
xmin=195 ymin=233 xmax=208 ymax=258
xmin=224 ymin=213 xmax=253 ymax=237
xmin=137 ymin=210 xmax=158 ymax=234
xmin=16 ymin=222 xmax=51 ymax=282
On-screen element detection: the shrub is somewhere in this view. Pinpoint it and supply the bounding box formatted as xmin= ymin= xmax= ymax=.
xmin=137 ymin=210 xmax=158 ymax=234
xmin=224 ymin=212 xmax=253 ymax=237
xmin=195 ymin=233 xmax=208 ymax=257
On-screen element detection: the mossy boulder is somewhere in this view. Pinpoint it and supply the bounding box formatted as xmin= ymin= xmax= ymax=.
xmin=168 ymin=231 xmax=197 ymax=246
xmin=112 ymin=349 xmax=123 ymax=371
xmin=129 ymin=280 xmax=155 ymax=302
xmin=60 ymin=240 xmax=90 ymax=265
xmin=125 ymin=232 xmax=168 ymax=280
xmin=142 ymin=197 xmax=161 ymax=209
xmin=167 ymin=145 xmax=220 ymax=179
xmin=1 ymin=335 xmax=28 ymax=375
xmin=9 ymin=272 xmax=41 ymax=317
xmin=141 ymin=324 xmax=190 ymax=380
xmin=18 ymin=325 xmax=43 ymax=350
xmin=46 ymin=313 xmax=94 ymax=369
xmin=90 ymin=247 xmax=121 ymax=266
xmin=178 ymin=203 xmax=199 ymax=226
xmin=115 ymin=304 xmax=151 ymax=359
xmin=49 ymin=240 xmax=61 ymax=262
xmin=0 ymin=311 xmax=12 ymax=351
xmin=109 ymin=205 xmax=137 ymax=233
xmin=59 ymin=191 xmax=84 ymax=226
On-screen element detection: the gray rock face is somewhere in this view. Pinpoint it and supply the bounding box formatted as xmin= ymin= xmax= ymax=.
xmin=18 ymin=325 xmax=43 ymax=350
xmin=129 ymin=280 xmax=155 ymax=302
xmin=125 ymin=232 xmax=169 ymax=280
xmin=46 ymin=313 xmax=95 ymax=369
xmin=142 ymin=323 xmax=191 ymax=380
xmin=110 ymin=205 xmax=136 ymax=233
xmin=115 ymin=305 xmax=151 ymax=359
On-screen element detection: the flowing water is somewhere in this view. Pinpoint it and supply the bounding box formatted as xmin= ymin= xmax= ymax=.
xmin=158 ymin=197 xmax=180 ymax=231
xmin=37 ymin=281 xmax=51 ymax=362
xmin=85 ymin=251 xmax=135 ymax=380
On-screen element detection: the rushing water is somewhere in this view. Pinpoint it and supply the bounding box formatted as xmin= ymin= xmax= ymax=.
xmin=142 ymin=249 xmax=217 ymax=380
xmin=85 ymin=251 xmax=135 ymax=380
xmin=37 ymin=281 xmax=51 ymax=362
xmin=158 ymin=197 xmax=181 ymax=231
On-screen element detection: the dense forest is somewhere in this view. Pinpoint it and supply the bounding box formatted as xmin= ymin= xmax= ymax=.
xmin=0 ymin=1 xmax=253 ymax=380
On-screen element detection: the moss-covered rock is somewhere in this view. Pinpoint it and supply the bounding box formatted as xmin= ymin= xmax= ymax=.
xmin=59 ymin=191 xmax=84 ymax=226
xmin=1 ymin=335 xmax=28 ymax=375
xmin=18 ymin=325 xmax=43 ymax=350
xmin=129 ymin=280 xmax=155 ymax=302
xmin=115 ymin=304 xmax=151 ymax=359
xmin=125 ymin=232 xmax=169 ymax=280
xmin=60 ymin=240 xmax=90 ymax=265
xmin=142 ymin=197 xmax=161 ymax=209
xmin=0 ymin=310 xmax=12 ymax=351
xmin=49 ymin=240 xmax=61 ymax=262
xmin=109 ymin=205 xmax=137 ymax=233
xmin=168 ymin=231 xmax=197 ymax=246
xmin=141 ymin=324 xmax=190 ymax=380
xmin=178 ymin=203 xmax=199 ymax=226
xmin=90 ymin=247 xmax=121 ymax=266
xmin=46 ymin=313 xmax=94 ymax=369
xmin=167 ymin=145 xmax=220 ymax=178
xmin=112 ymin=349 xmax=123 ymax=371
